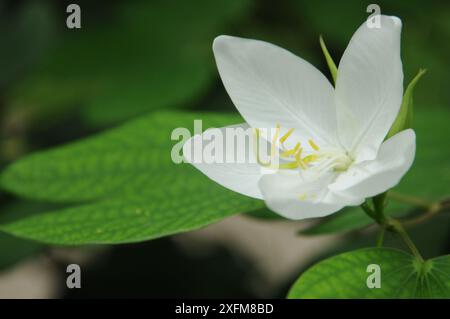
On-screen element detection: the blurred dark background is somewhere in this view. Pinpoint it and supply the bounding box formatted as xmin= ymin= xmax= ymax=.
xmin=0 ymin=0 xmax=448 ymax=298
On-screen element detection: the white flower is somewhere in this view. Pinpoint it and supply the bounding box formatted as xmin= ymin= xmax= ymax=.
xmin=183 ymin=15 xmax=416 ymax=220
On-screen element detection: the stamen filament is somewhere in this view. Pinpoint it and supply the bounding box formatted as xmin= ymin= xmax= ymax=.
xmin=279 ymin=161 xmax=300 ymax=169
xmin=303 ymin=154 xmax=318 ymax=164
xmin=280 ymin=142 xmax=300 ymax=157
xmin=309 ymin=139 xmax=320 ymax=151
xmin=280 ymin=128 xmax=294 ymax=144
xmin=295 ymin=148 xmax=306 ymax=169
xmin=253 ymin=124 xmax=351 ymax=176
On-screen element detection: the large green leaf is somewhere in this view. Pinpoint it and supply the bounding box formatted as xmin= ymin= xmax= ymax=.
xmin=288 ymin=248 xmax=450 ymax=298
xmin=245 ymin=208 xmax=285 ymax=220
xmin=0 ymin=178 xmax=261 ymax=245
xmin=0 ymin=112 xmax=241 ymax=201
xmin=300 ymin=108 xmax=450 ymax=235
xmin=0 ymin=112 xmax=264 ymax=244
xmin=7 ymin=0 xmax=252 ymax=126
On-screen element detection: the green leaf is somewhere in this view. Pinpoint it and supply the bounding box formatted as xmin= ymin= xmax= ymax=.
xmin=0 ymin=112 xmax=264 ymax=244
xmin=300 ymin=108 xmax=450 ymax=235
xmin=288 ymin=248 xmax=450 ymax=298
xmin=319 ymin=36 xmax=337 ymax=84
xmin=387 ymin=69 xmax=427 ymax=138
xmin=7 ymin=0 xmax=253 ymax=127
xmin=0 ymin=178 xmax=261 ymax=245
xmin=245 ymin=208 xmax=285 ymax=221
xmin=0 ymin=112 xmax=239 ymax=201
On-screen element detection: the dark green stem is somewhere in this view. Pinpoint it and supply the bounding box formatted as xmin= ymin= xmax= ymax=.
xmin=376 ymin=227 xmax=385 ymax=247
xmin=361 ymin=193 xmax=425 ymax=262
xmin=386 ymin=218 xmax=424 ymax=262
xmin=361 ymin=201 xmax=377 ymax=221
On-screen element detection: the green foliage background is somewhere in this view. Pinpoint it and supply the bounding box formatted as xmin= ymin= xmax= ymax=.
xmin=0 ymin=0 xmax=448 ymax=298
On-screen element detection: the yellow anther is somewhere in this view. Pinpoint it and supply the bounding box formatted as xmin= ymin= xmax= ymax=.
xmin=253 ymin=125 xmax=326 ymax=173
xmin=308 ymin=139 xmax=320 ymax=151
xmin=295 ymin=148 xmax=306 ymax=169
xmin=303 ymin=154 xmax=318 ymax=164
xmin=279 ymin=128 xmax=294 ymax=144
xmin=278 ymin=161 xmax=300 ymax=169
xmin=280 ymin=142 xmax=300 ymax=157
xmin=298 ymin=193 xmax=307 ymax=200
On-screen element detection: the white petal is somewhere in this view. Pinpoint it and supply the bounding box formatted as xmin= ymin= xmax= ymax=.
xmin=335 ymin=15 xmax=403 ymax=162
xmin=258 ymin=171 xmax=344 ymax=220
xmin=183 ymin=123 xmax=263 ymax=199
xmin=329 ymin=129 xmax=416 ymax=199
xmin=213 ymin=35 xmax=339 ymax=147
xmin=322 ymin=190 xmax=365 ymax=207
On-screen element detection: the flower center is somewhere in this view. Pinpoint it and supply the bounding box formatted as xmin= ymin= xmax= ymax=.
xmin=254 ymin=124 xmax=353 ymax=173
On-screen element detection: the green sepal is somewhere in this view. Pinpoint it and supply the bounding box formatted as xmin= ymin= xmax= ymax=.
xmin=387 ymin=69 xmax=427 ymax=138
xmin=319 ymin=36 xmax=337 ymax=85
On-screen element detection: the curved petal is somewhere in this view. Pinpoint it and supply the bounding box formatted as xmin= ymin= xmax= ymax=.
xmin=213 ymin=35 xmax=339 ymax=147
xmin=183 ymin=123 xmax=263 ymax=199
xmin=335 ymin=15 xmax=403 ymax=162
xmin=258 ymin=171 xmax=344 ymax=220
xmin=329 ymin=129 xmax=416 ymax=199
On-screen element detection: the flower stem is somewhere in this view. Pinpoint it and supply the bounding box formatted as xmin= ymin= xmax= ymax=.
xmin=361 ymin=202 xmax=377 ymax=220
xmin=376 ymin=227 xmax=385 ymax=247
xmin=373 ymin=193 xmax=387 ymax=224
xmin=361 ymin=198 xmax=386 ymax=225
xmin=386 ymin=218 xmax=424 ymax=262
xmin=361 ymin=194 xmax=425 ymax=262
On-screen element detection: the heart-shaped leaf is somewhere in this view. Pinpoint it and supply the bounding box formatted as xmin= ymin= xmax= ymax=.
xmin=288 ymin=248 xmax=450 ymax=298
